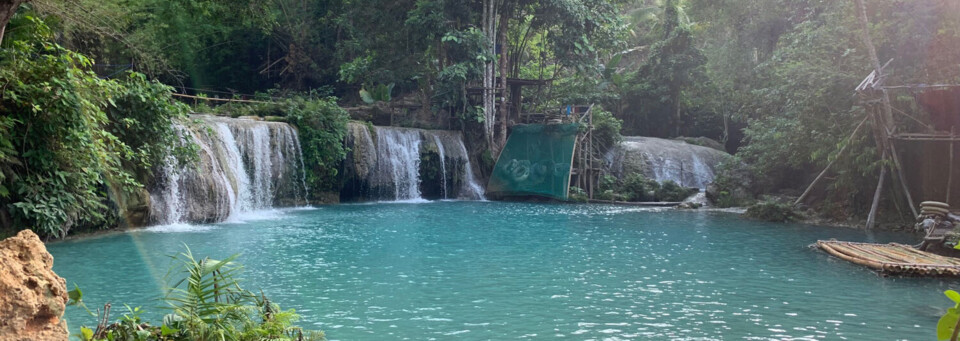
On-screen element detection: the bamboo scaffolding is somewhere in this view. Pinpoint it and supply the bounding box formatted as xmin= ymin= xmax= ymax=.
xmin=949 ymin=127 xmax=956 ymax=205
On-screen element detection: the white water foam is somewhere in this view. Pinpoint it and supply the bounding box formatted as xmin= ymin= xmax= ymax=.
xmin=433 ymin=134 xmax=448 ymax=199
xmin=149 ymin=116 xmax=310 ymax=225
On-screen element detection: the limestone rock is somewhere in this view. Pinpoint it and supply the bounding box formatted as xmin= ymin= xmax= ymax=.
xmin=677 ymin=136 xmax=726 ymax=152
xmin=345 ymin=122 xmax=378 ymax=181
xmin=705 ymin=159 xmax=756 ymax=207
xmin=606 ymin=136 xmax=731 ymax=189
xmin=0 ymin=230 xmax=69 ymax=341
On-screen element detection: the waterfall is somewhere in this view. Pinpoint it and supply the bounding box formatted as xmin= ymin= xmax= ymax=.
xmin=433 ymin=135 xmax=448 ymax=199
xmin=345 ymin=123 xmax=485 ymax=201
xmin=372 ymin=127 xmax=423 ymax=201
xmin=605 ymin=136 xmax=730 ymax=190
xmin=149 ymin=116 xmax=309 ymax=224
xmin=452 ymin=138 xmax=486 ymax=200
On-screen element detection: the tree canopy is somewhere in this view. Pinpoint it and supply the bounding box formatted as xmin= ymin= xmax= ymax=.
xmin=1 ymin=0 xmax=959 ymax=233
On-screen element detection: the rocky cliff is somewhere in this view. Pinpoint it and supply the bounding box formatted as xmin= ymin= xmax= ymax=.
xmin=0 ymin=230 xmax=69 ymax=340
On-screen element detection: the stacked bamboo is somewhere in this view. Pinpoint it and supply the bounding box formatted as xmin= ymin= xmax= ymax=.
xmin=817 ymin=240 xmax=960 ymax=277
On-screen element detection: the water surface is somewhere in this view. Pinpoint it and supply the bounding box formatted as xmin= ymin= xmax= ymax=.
xmin=49 ymin=202 xmax=957 ymax=340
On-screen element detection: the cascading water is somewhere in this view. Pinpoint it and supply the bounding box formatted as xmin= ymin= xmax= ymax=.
xmin=605 ymin=136 xmax=730 ymax=190
xmin=453 ymin=138 xmax=486 ymax=200
xmin=372 ymin=127 xmax=423 ymax=201
xmin=345 ymin=123 xmax=485 ymax=201
xmin=432 ymin=135 xmax=448 ymax=199
xmin=149 ymin=116 xmax=309 ymax=224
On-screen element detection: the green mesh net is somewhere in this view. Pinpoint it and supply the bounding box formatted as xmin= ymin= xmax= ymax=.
xmin=487 ymin=124 xmax=580 ymax=200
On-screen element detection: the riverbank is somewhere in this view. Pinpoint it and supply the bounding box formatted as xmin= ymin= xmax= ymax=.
xmin=35 ymin=197 xmax=924 ymax=245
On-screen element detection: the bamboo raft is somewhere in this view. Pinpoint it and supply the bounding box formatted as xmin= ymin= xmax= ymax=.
xmin=816 ymin=240 xmax=960 ymax=277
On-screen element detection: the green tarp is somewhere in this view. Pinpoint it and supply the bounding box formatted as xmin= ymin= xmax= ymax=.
xmin=487 ymin=124 xmax=580 ymax=200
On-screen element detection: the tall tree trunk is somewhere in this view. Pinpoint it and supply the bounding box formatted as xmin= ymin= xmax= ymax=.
xmin=482 ymin=0 xmax=496 ymax=153
xmin=0 ymin=0 xmax=27 ymax=45
xmin=853 ymin=0 xmax=894 ymax=127
xmin=674 ymin=88 xmax=682 ymax=137
xmin=496 ymin=9 xmax=509 ymax=152
xmin=854 ymin=0 xmax=917 ymax=218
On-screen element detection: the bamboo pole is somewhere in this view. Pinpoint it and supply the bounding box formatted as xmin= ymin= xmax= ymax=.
xmin=818 ymin=241 xmax=960 ymax=276
xmin=853 ymin=0 xmax=894 ymax=128
xmin=795 ymin=116 xmax=869 ymax=205
xmin=948 ymin=126 xmax=955 ymax=205
xmin=866 ymin=151 xmax=888 ymax=229
xmin=819 ymin=242 xmax=886 ymax=271
xmin=588 ymin=108 xmax=594 ymax=199
xmin=888 ymin=140 xmax=918 ymax=217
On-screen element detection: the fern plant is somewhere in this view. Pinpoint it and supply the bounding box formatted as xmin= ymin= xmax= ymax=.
xmin=72 ymin=246 xmax=325 ymax=341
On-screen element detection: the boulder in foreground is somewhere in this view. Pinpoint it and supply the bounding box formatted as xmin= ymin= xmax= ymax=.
xmin=0 ymin=230 xmax=69 ymax=341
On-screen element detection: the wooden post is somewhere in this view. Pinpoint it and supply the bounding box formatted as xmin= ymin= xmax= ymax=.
xmin=796 ymin=116 xmax=869 ymax=205
xmin=854 ymin=0 xmax=894 ymax=128
xmin=887 ymin=140 xmax=918 ymax=217
xmin=949 ymin=126 xmax=956 ymax=205
xmin=867 ymin=151 xmax=888 ymax=229
xmin=588 ymin=108 xmax=594 ymax=199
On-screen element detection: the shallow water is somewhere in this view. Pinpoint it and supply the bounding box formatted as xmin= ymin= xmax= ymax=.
xmin=49 ymin=202 xmax=957 ymax=340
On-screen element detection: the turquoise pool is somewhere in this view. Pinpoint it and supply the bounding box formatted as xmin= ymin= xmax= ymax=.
xmin=48 ymin=202 xmax=957 ymax=340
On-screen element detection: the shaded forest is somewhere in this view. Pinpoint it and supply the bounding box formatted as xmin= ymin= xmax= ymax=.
xmin=1 ymin=0 xmax=959 ymax=236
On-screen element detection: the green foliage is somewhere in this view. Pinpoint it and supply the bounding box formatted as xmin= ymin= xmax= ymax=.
xmin=338 ymin=55 xmax=374 ymax=85
xmin=71 ymin=247 xmax=325 ymax=341
xmin=432 ymin=28 xmax=489 ymax=121
xmin=599 ymin=174 xmax=694 ymax=202
xmin=106 ymin=72 xmax=196 ymax=176
xmin=359 ymin=83 xmax=394 ymax=104
xmin=744 ymin=201 xmax=803 ymax=223
xmin=568 ymin=186 xmax=588 ymax=202
xmin=656 ymin=180 xmax=694 ymax=202
xmin=691 ymin=0 xmax=960 ymax=219
xmin=622 ymin=0 xmax=705 ymax=137
xmin=707 ymin=157 xmax=757 ymax=207
xmin=0 ymin=15 xmax=190 ymax=238
xmin=283 ymin=97 xmax=350 ymax=195
xmin=621 ymin=174 xmax=657 ymax=202
xmin=591 ymin=108 xmax=623 ymax=151
xmin=594 ymin=176 xmax=626 ymax=201
xmin=939 ymin=290 xmax=960 ymax=340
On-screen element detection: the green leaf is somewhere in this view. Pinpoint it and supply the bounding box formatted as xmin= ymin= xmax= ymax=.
xmin=68 ymin=284 xmax=83 ymax=305
xmin=947 ymin=290 xmax=960 ymax=304
xmin=80 ymin=327 xmax=94 ymax=341
xmin=161 ymin=324 xmax=179 ymax=336
xmin=939 ymin=309 xmax=959 ymax=340
xmin=359 ymin=88 xmax=375 ymax=104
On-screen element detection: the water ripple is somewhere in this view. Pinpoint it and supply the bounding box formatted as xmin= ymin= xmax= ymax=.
xmin=49 ymin=202 xmax=959 ymax=340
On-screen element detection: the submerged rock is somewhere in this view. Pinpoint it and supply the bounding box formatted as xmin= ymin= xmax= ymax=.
xmin=0 ymin=230 xmax=69 ymax=340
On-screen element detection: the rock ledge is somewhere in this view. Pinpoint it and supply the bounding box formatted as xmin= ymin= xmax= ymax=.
xmin=0 ymin=230 xmax=69 ymax=341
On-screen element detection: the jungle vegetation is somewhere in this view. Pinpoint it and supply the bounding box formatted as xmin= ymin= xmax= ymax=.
xmin=68 ymin=247 xmax=325 ymax=340
xmin=0 ymin=0 xmax=958 ymax=238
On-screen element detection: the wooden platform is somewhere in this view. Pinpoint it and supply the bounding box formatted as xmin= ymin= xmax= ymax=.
xmin=816 ymin=240 xmax=960 ymax=277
